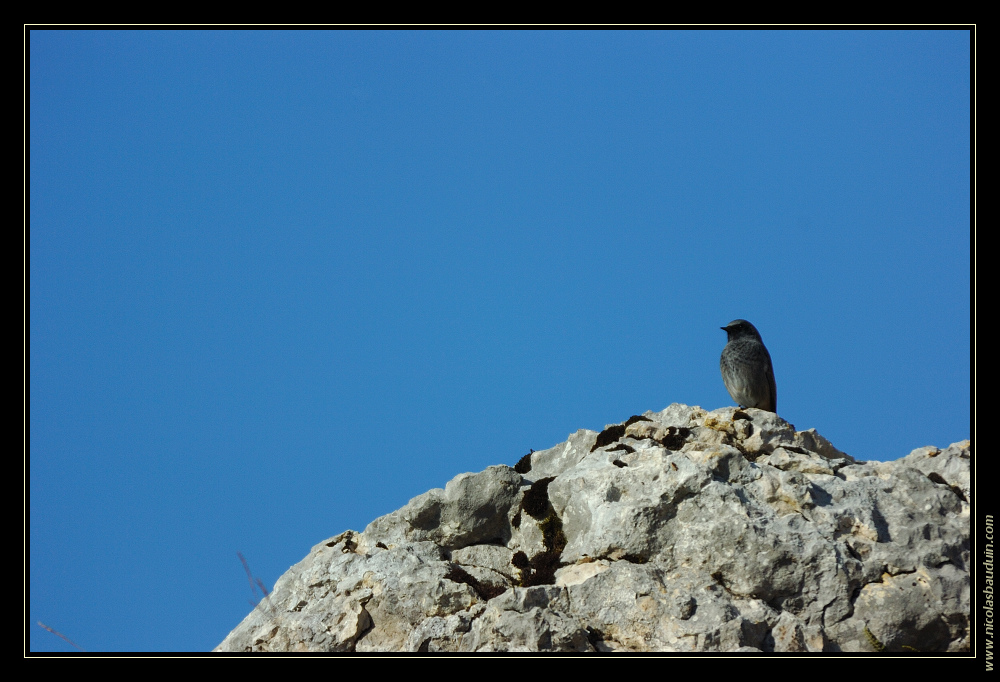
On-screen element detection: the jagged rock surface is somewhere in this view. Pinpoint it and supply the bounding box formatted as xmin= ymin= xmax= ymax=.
xmin=214 ymin=404 xmax=970 ymax=653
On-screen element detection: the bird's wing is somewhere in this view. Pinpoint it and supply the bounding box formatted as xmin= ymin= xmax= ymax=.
xmin=767 ymin=357 xmax=777 ymax=413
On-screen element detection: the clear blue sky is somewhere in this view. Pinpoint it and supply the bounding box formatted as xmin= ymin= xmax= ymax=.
xmin=28 ymin=30 xmax=971 ymax=653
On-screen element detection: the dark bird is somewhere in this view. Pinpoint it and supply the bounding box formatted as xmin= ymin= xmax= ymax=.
xmin=720 ymin=319 xmax=777 ymax=413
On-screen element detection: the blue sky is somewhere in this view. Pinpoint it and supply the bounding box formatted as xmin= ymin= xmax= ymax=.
xmin=28 ymin=30 xmax=971 ymax=653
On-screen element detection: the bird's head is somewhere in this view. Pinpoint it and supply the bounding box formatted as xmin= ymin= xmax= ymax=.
xmin=721 ymin=319 xmax=762 ymax=341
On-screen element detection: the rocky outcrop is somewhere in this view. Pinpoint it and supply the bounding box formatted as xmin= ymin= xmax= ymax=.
xmin=214 ymin=404 xmax=970 ymax=652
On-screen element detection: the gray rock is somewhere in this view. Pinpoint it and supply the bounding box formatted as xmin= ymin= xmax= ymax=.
xmin=363 ymin=465 xmax=522 ymax=549
xmin=214 ymin=404 xmax=969 ymax=653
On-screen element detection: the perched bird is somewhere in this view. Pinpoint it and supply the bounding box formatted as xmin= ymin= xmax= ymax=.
xmin=720 ymin=319 xmax=777 ymax=413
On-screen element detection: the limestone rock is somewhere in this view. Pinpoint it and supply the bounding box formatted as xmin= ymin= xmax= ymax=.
xmin=214 ymin=404 xmax=970 ymax=653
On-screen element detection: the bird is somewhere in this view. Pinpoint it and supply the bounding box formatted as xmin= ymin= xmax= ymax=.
xmin=720 ymin=319 xmax=777 ymax=413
